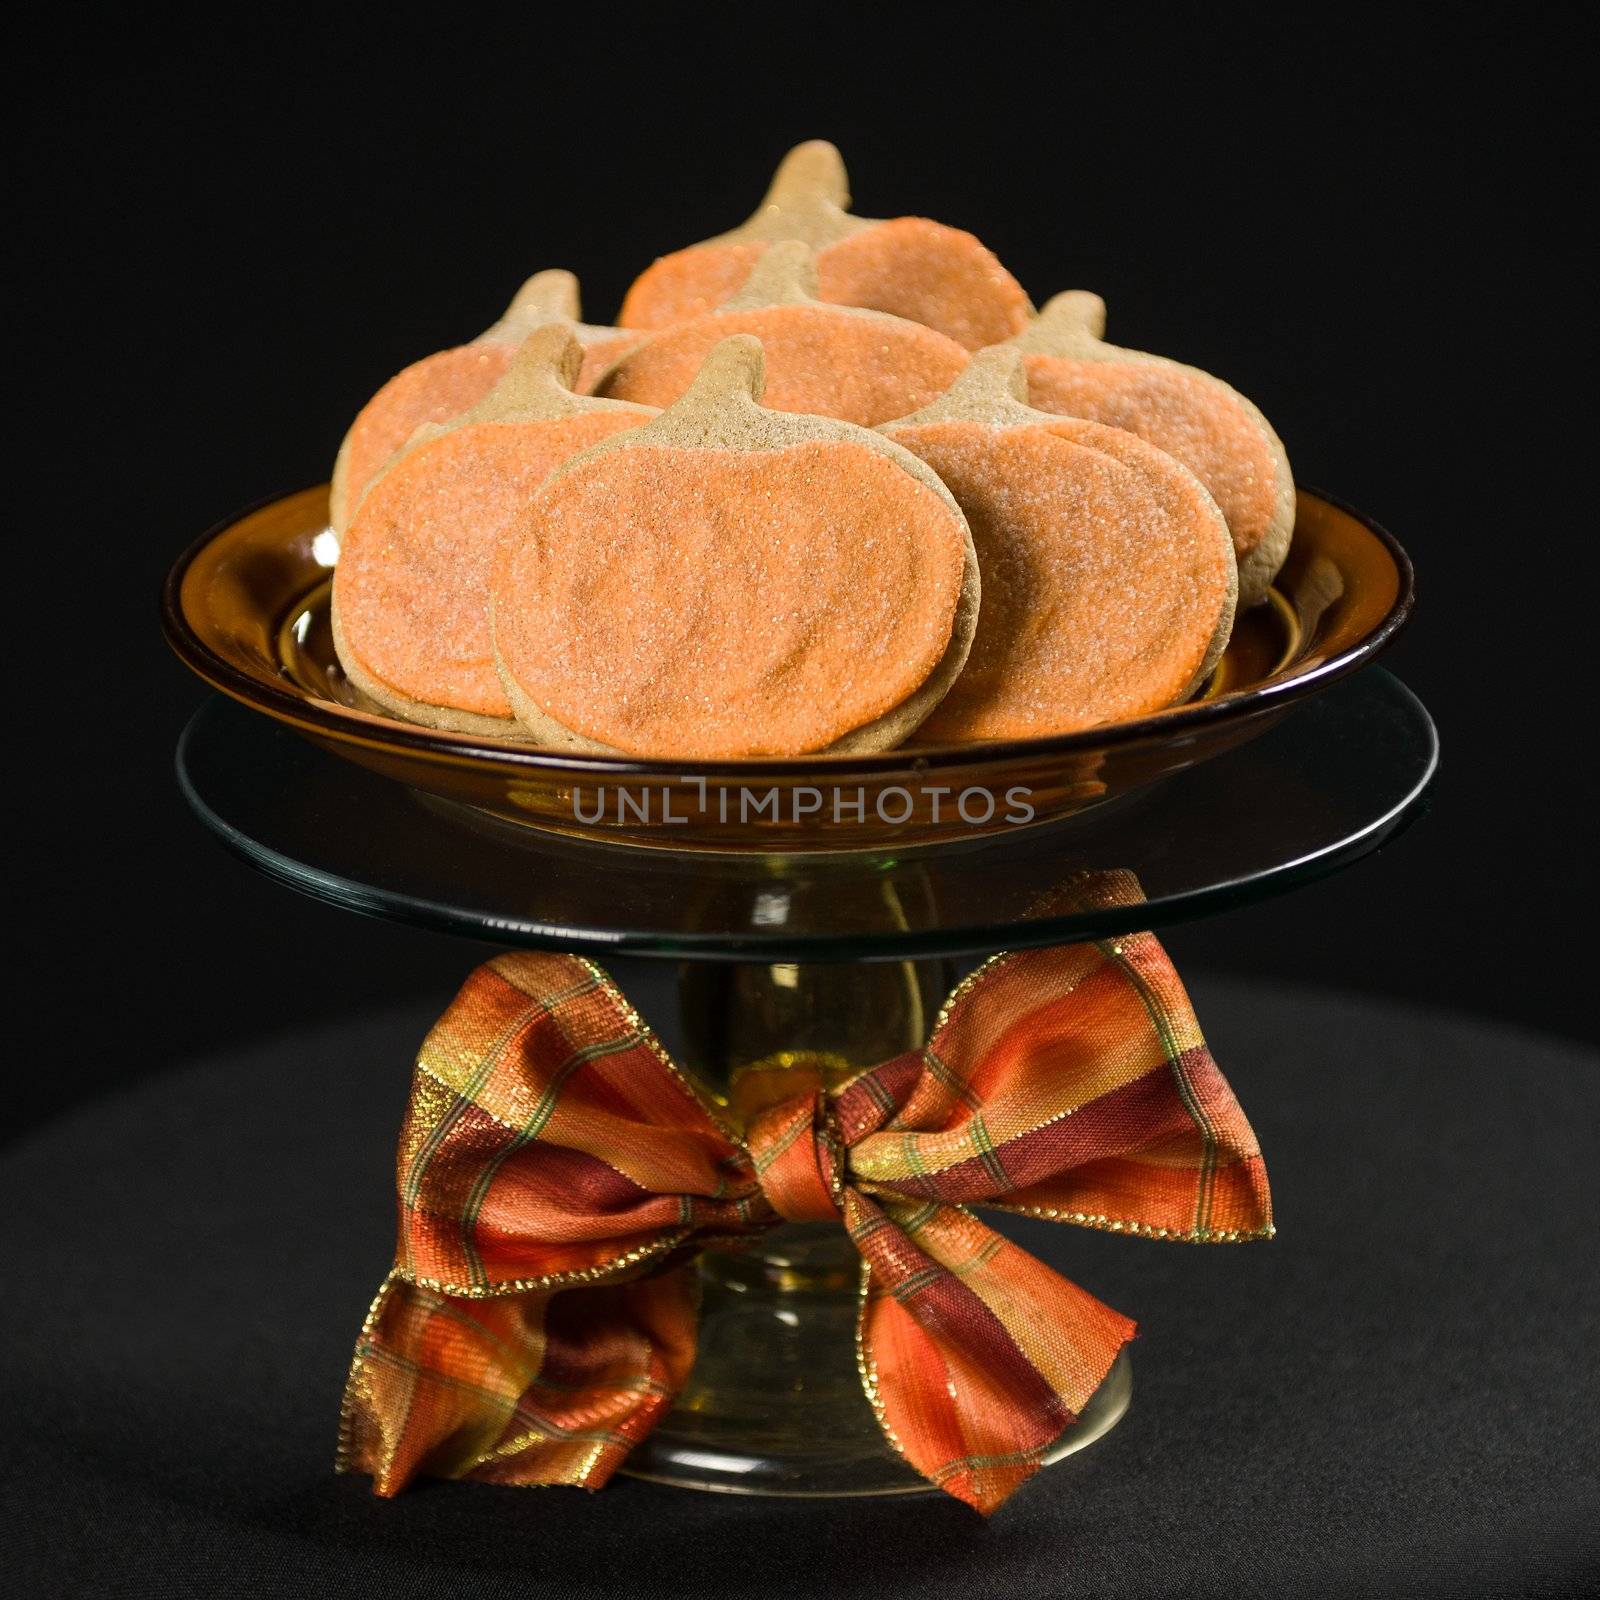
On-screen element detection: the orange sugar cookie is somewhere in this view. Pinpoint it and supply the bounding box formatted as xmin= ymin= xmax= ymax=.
xmin=599 ymin=242 xmax=970 ymax=428
xmin=492 ymin=336 xmax=980 ymax=759
xmin=618 ymin=140 xmax=1032 ymax=350
xmin=1002 ymin=292 xmax=1294 ymax=608
xmin=881 ymin=348 xmax=1237 ymax=742
xmin=329 ymin=270 xmax=643 ymax=532
xmin=331 ymin=326 xmax=657 ymax=735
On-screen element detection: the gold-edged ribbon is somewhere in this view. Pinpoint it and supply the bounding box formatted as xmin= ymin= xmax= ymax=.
xmin=339 ymin=902 xmax=1271 ymax=1513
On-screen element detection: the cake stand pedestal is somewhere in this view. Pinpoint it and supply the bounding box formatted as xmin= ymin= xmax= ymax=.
xmin=176 ymin=667 xmax=1436 ymax=1497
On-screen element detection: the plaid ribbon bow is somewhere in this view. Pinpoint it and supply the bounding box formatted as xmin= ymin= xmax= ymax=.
xmin=339 ymin=925 xmax=1272 ymax=1513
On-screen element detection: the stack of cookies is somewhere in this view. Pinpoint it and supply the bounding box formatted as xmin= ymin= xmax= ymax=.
xmin=331 ymin=142 xmax=1294 ymax=760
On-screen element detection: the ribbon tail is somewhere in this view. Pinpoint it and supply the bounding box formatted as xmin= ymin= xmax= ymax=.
xmin=337 ymin=1265 xmax=698 ymax=1494
xmin=848 ymin=1193 xmax=1134 ymax=1514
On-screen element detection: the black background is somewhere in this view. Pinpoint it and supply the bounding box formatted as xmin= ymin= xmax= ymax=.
xmin=12 ymin=8 xmax=1594 ymax=1142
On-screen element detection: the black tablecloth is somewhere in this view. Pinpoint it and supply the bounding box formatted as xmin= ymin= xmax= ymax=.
xmin=2 ymin=976 xmax=1596 ymax=1598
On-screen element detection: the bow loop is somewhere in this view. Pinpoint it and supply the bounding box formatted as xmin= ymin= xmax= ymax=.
xmin=844 ymin=939 xmax=1273 ymax=1242
xmin=389 ymin=951 xmax=765 ymax=1297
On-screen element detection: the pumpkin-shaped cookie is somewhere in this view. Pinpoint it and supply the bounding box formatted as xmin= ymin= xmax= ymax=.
xmin=493 ymin=335 xmax=980 ymax=759
xmin=332 ymin=326 xmax=656 ymax=735
xmin=618 ymin=140 xmax=1031 ymax=350
xmin=599 ymin=242 xmax=969 ymax=428
xmin=329 ymin=270 xmax=641 ymax=532
xmin=882 ymin=348 xmax=1237 ymax=742
xmin=1002 ymin=292 xmax=1294 ymax=608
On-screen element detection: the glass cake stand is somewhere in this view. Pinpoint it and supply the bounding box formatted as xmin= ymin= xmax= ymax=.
xmin=174 ymin=666 xmax=1437 ymax=1497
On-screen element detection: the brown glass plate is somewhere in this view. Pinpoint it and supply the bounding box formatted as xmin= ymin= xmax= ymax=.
xmin=162 ymin=485 xmax=1412 ymax=850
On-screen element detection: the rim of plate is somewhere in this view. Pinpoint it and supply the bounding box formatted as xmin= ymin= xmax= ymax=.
xmin=160 ymin=484 xmax=1414 ymax=779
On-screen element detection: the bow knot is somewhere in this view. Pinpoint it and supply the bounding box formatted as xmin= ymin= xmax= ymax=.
xmin=340 ymin=912 xmax=1272 ymax=1514
xmin=743 ymin=1064 xmax=846 ymax=1224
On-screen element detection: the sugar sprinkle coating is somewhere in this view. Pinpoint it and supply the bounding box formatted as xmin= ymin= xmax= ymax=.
xmin=335 ymin=412 xmax=648 ymax=721
xmin=619 ymin=241 xmax=768 ymax=331
xmin=1027 ymin=362 xmax=1279 ymax=559
xmin=493 ymin=441 xmax=969 ymax=758
xmin=601 ymin=304 xmax=967 ymax=428
xmin=817 ymin=217 xmax=1030 ymax=350
xmin=618 ymin=141 xmax=1030 ymax=348
xmin=330 ymin=269 xmax=641 ymax=531
xmin=608 ymin=244 xmax=971 ymax=428
xmin=1007 ymin=292 xmax=1293 ymax=607
xmin=896 ymin=418 xmax=1236 ymax=741
xmin=334 ymin=344 xmax=516 ymax=532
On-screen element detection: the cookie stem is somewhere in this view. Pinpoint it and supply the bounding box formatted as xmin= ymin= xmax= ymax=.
xmin=758 ymin=140 xmax=851 ymax=214
xmin=479 ymin=269 xmax=583 ymax=343
xmin=729 ymin=142 xmax=863 ymax=246
xmin=404 ymin=326 xmax=653 ymax=453
xmin=1008 ymin=291 xmax=1109 ymax=356
xmin=882 ymin=347 xmax=1040 ymax=430
xmin=677 ymin=333 xmax=767 ymax=408
xmin=468 ymin=324 xmax=585 ymax=419
xmin=725 ymin=240 xmax=821 ymax=308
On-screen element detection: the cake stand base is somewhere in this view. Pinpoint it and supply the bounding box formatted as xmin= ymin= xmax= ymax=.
xmin=622 ymin=1225 xmax=1132 ymax=1497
